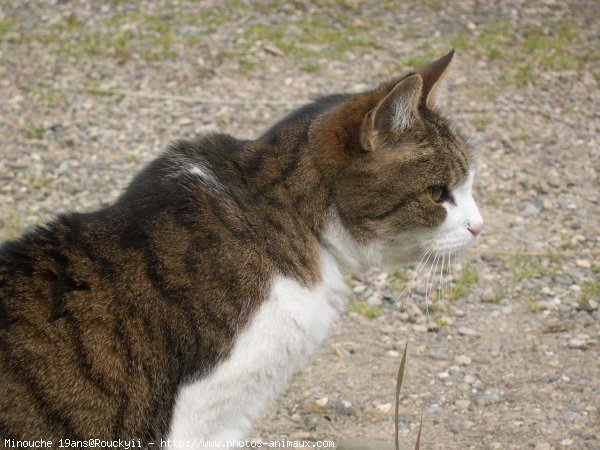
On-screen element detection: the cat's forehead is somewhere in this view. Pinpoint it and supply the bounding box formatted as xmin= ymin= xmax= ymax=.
xmin=420 ymin=110 xmax=472 ymax=187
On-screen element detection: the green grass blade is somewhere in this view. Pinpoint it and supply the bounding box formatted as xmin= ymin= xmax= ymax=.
xmin=395 ymin=342 xmax=408 ymax=450
xmin=414 ymin=410 xmax=423 ymax=450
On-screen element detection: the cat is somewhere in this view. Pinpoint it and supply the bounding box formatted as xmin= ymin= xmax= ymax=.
xmin=0 ymin=50 xmax=482 ymax=448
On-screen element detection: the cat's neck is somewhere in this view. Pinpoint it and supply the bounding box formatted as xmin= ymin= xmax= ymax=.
xmin=240 ymin=118 xmax=382 ymax=282
xmin=319 ymin=209 xmax=383 ymax=274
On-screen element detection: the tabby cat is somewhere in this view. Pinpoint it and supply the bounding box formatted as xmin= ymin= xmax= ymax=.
xmin=0 ymin=50 xmax=482 ymax=447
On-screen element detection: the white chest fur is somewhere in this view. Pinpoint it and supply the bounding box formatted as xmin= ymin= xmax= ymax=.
xmin=167 ymin=251 xmax=350 ymax=445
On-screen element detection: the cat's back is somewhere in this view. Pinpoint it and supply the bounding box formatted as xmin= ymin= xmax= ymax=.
xmin=0 ymin=132 xmax=281 ymax=441
xmin=0 ymin=214 xmax=141 ymax=441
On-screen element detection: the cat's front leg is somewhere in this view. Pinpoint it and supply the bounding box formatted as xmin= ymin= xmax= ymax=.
xmin=166 ymin=372 xmax=256 ymax=448
xmin=167 ymin=274 xmax=344 ymax=447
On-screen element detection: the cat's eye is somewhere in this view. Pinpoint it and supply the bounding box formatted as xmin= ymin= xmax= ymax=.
xmin=428 ymin=185 xmax=449 ymax=203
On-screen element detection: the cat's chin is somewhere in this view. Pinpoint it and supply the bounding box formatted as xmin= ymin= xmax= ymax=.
xmin=380 ymin=234 xmax=475 ymax=270
xmin=381 ymin=250 xmax=423 ymax=268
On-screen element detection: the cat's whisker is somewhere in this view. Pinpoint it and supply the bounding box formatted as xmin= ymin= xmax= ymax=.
xmin=424 ymin=251 xmax=440 ymax=329
xmin=449 ymin=250 xmax=456 ymax=302
xmin=430 ymin=251 xmax=447 ymax=341
xmin=412 ymin=241 xmax=437 ymax=274
xmin=393 ymin=243 xmax=435 ymax=310
xmin=438 ymin=251 xmax=445 ymax=315
xmin=443 ymin=250 xmax=450 ymax=306
xmin=402 ymin=246 xmax=437 ymax=314
xmin=445 ymin=251 xmax=453 ymax=309
xmin=428 ymin=252 xmax=442 ymax=327
xmin=405 ymin=248 xmax=436 ymax=313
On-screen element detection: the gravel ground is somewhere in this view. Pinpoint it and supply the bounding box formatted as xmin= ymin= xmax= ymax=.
xmin=1 ymin=1 xmax=599 ymax=449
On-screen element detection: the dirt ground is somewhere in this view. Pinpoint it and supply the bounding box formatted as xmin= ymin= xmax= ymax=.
xmin=0 ymin=1 xmax=598 ymax=449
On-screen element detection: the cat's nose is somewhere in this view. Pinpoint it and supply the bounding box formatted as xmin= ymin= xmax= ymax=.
xmin=468 ymin=223 xmax=483 ymax=237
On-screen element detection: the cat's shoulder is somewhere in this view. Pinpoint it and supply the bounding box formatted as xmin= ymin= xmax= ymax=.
xmin=266 ymin=93 xmax=352 ymax=133
xmin=166 ymin=132 xmax=246 ymax=161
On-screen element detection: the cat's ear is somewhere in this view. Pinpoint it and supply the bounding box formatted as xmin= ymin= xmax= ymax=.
xmin=360 ymin=74 xmax=423 ymax=151
xmin=417 ymin=49 xmax=455 ymax=109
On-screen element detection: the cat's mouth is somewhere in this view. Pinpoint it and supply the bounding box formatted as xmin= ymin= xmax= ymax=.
xmin=379 ymin=232 xmax=475 ymax=273
xmin=433 ymin=234 xmax=477 ymax=255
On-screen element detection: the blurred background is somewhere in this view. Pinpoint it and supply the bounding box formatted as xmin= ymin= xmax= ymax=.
xmin=0 ymin=1 xmax=598 ymax=449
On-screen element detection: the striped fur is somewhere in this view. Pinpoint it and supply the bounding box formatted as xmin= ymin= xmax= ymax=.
xmin=0 ymin=51 xmax=480 ymax=445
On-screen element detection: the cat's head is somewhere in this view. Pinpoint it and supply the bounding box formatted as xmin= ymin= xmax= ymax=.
xmin=319 ymin=50 xmax=483 ymax=269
